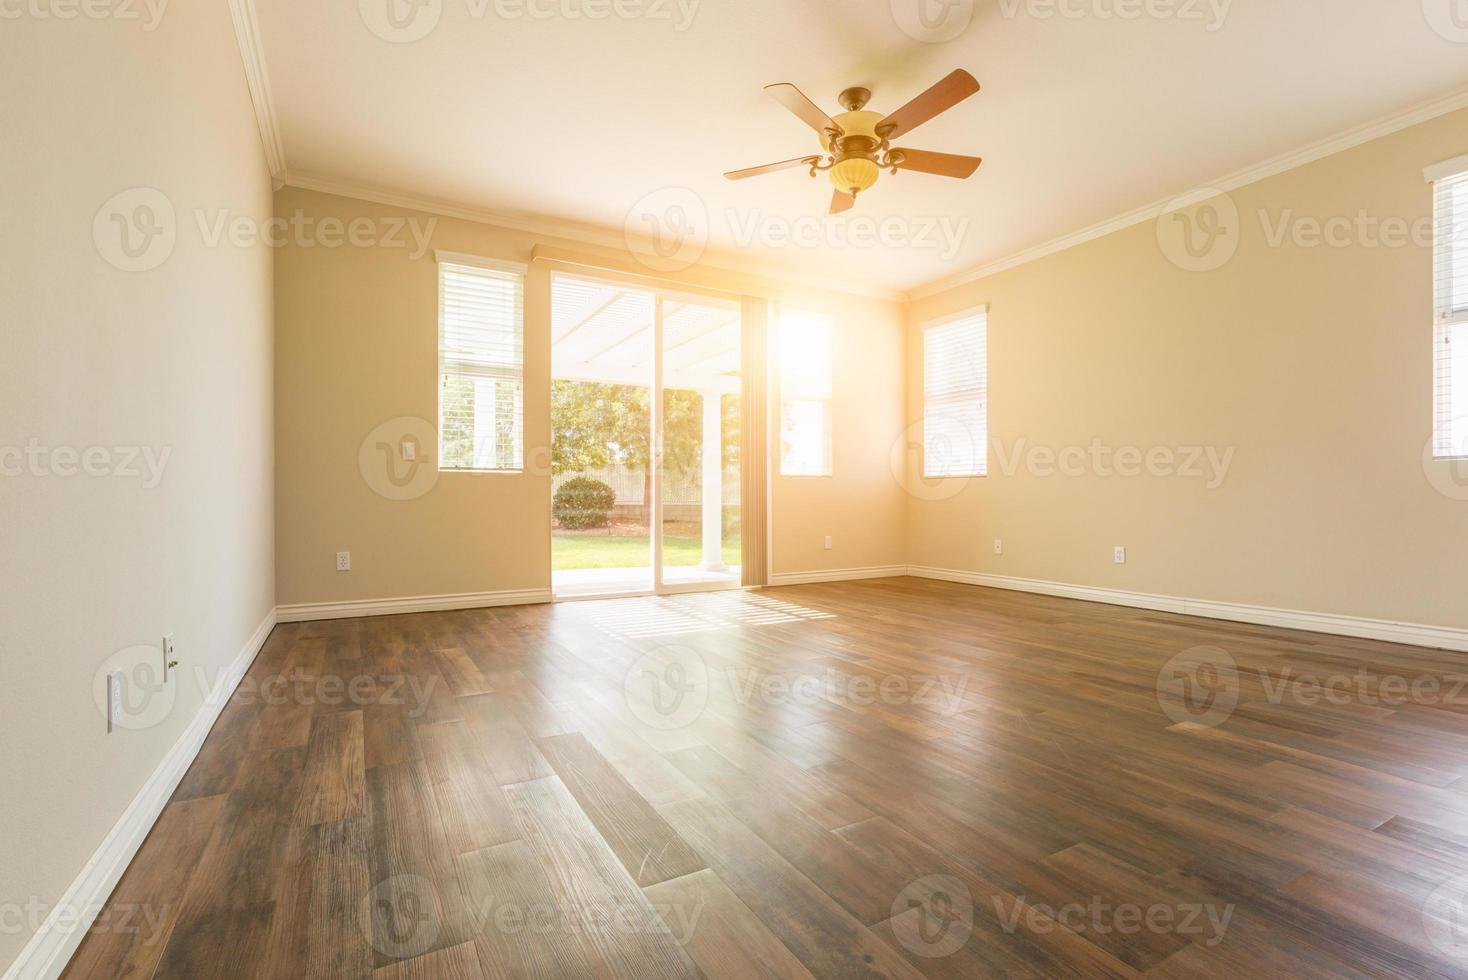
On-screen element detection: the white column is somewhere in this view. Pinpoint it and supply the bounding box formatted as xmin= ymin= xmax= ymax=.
xmin=700 ymin=389 xmax=726 ymax=571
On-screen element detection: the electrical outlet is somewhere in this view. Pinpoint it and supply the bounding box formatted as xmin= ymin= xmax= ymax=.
xmin=823 ymin=535 xmax=833 ymax=551
xmin=163 ymin=634 xmax=176 ymax=681
xmin=994 ymin=539 xmax=1003 ymax=555
xmin=107 ymin=670 xmax=124 ymax=733
xmin=336 ymin=551 xmax=351 ymax=571
xmin=1114 ymin=546 xmax=1127 ymax=564
xmin=401 ymin=437 xmax=417 ymax=461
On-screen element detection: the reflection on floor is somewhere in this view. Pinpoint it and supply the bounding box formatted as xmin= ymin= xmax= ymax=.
xmin=552 ymin=564 xmax=743 ymax=597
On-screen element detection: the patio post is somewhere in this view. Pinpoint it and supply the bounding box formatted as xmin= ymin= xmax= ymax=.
xmin=700 ymin=389 xmax=727 ymax=571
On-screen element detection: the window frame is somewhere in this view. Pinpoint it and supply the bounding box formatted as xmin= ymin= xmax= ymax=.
xmin=776 ymin=309 xmax=834 ymax=478
xmin=921 ymin=305 xmax=989 ymax=480
xmin=436 ymin=251 xmax=528 ymax=475
xmin=1427 ymin=157 xmax=1468 ymax=461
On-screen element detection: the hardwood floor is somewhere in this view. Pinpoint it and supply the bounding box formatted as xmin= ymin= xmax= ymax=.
xmin=62 ymin=577 xmax=1468 ymax=977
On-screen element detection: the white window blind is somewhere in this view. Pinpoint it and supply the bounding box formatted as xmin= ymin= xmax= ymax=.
xmin=923 ymin=309 xmax=988 ymax=478
xmin=778 ymin=310 xmax=833 ymax=476
xmin=1433 ymin=169 xmax=1468 ymax=458
xmin=438 ymin=259 xmax=524 ymax=471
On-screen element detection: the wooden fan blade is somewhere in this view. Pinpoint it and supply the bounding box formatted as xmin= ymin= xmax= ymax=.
xmin=764 ymin=83 xmax=843 ymax=136
xmin=877 ymin=69 xmax=980 ymax=140
xmin=724 ymin=156 xmax=818 ymax=181
xmin=891 ymin=148 xmax=982 ymax=179
xmin=830 ymin=189 xmax=855 ymax=215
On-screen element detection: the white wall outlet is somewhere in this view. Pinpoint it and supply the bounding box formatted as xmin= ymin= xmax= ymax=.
xmin=336 ymin=551 xmax=351 ymax=571
xmin=994 ymin=539 xmax=1003 ymax=555
xmin=107 ymin=670 xmax=124 ymax=733
xmin=1114 ymin=546 xmax=1127 ymax=564
xmin=823 ymin=535 xmax=833 ymax=551
xmin=401 ymin=437 xmax=417 ymax=461
xmin=163 ymin=634 xmax=176 ymax=680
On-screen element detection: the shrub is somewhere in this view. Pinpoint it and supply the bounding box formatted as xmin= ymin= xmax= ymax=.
xmin=553 ymin=477 xmax=617 ymax=530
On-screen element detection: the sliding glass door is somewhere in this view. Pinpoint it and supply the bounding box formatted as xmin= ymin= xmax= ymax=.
xmin=550 ymin=274 xmax=742 ymax=598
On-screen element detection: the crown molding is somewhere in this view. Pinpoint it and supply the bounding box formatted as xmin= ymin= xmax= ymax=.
xmin=279 ymin=170 xmax=905 ymax=302
xmin=908 ymin=84 xmax=1468 ymax=301
xmin=227 ymin=0 xmax=286 ymax=180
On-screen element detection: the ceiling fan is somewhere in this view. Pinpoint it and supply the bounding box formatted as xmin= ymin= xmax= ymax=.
xmin=724 ymin=69 xmax=982 ymax=215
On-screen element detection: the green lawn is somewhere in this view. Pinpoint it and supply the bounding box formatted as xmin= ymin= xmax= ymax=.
xmin=552 ymin=534 xmax=741 ymax=570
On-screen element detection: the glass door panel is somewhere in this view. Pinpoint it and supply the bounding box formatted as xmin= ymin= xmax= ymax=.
xmin=550 ymin=275 xmax=656 ymax=597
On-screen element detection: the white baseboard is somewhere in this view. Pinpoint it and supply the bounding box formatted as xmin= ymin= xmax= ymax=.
xmin=906 ymin=566 xmax=1468 ymax=653
xmin=4 ymin=608 xmax=278 ymax=980
xmin=275 ymin=588 xmax=553 ymax=623
xmin=767 ymin=565 xmax=909 ymax=587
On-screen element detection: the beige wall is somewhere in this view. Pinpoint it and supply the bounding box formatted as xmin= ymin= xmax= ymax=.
xmin=906 ymin=107 xmax=1468 ymax=629
xmin=0 ymin=5 xmax=276 ymax=973
xmin=273 ymin=187 xmax=906 ymax=606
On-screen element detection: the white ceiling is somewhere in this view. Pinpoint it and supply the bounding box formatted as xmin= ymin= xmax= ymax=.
xmin=255 ymin=0 xmax=1468 ymax=295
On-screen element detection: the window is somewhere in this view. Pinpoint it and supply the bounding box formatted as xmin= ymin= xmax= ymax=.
xmin=1431 ymin=159 xmax=1468 ymax=458
xmin=778 ymin=310 xmax=833 ymax=476
xmin=438 ymin=254 xmax=525 ymax=471
xmin=923 ymin=308 xmax=988 ymax=478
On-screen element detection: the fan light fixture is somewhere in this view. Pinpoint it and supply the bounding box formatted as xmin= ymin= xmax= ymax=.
xmin=724 ymin=71 xmax=983 ymax=215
